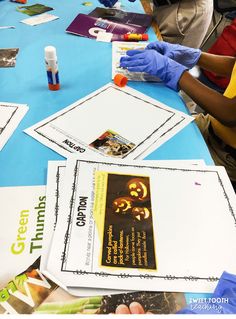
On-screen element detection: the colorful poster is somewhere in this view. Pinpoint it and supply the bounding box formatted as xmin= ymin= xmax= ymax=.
xmin=0 ymin=258 xmax=186 ymax=314
xmin=0 ymin=185 xmax=46 ymax=289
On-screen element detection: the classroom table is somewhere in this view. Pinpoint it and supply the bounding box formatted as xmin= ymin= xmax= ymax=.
xmin=0 ymin=0 xmax=213 ymax=309
xmin=0 ymin=0 xmax=214 ymax=187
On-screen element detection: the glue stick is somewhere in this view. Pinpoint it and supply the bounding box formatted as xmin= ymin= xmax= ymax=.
xmin=44 ymin=46 xmax=60 ymax=91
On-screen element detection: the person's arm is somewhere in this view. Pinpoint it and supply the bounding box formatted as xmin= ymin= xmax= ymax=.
xmin=197 ymin=53 xmax=236 ymax=76
xmin=179 ymin=71 xmax=236 ymax=127
xmin=120 ymin=49 xmax=236 ymax=127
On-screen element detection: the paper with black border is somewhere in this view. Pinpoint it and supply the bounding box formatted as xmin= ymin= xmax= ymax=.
xmin=46 ymin=156 xmax=236 ymax=293
xmin=42 ymin=159 xmax=205 ymax=295
xmin=0 ymin=102 xmax=28 ymax=151
xmin=24 ymin=84 xmax=193 ymax=159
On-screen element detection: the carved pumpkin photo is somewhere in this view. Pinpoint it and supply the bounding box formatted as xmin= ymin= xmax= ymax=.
xmin=126 ymin=178 xmax=150 ymax=202
xmin=131 ymin=207 xmax=151 ymax=221
xmin=112 ymin=196 xmax=134 ymax=214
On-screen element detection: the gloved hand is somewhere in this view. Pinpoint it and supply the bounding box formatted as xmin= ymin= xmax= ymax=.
xmin=120 ymin=49 xmax=187 ymax=91
xmin=98 ymin=0 xmax=118 ymax=7
xmin=98 ymin=0 xmax=135 ymax=7
xmin=99 ymin=0 xmax=135 ymax=7
xmin=146 ymin=41 xmax=201 ymax=69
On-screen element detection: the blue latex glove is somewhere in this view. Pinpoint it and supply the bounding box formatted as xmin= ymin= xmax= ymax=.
xmin=178 ymin=272 xmax=236 ymax=314
xmin=98 ymin=0 xmax=135 ymax=7
xmin=120 ymin=49 xmax=187 ymax=91
xmin=146 ymin=41 xmax=201 ymax=69
xmin=98 ymin=0 xmax=118 ymax=7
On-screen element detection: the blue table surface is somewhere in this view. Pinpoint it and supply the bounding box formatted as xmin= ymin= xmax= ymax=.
xmin=0 ymin=0 xmax=213 ymax=187
xmin=0 ymin=0 xmax=212 ymax=302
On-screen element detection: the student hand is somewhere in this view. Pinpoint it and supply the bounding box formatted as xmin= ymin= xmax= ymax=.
xmin=115 ymin=302 xmax=152 ymax=314
xmin=120 ymin=49 xmax=187 ymax=91
xmin=146 ymin=41 xmax=201 ymax=69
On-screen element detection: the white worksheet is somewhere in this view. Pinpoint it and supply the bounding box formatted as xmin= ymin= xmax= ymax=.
xmin=112 ymin=41 xmax=160 ymax=81
xmin=42 ymin=158 xmax=205 ymax=296
xmin=0 ymin=185 xmax=46 ymax=289
xmin=24 ymin=84 xmax=193 ymax=159
xmin=21 ymin=13 xmax=59 ymax=26
xmin=46 ymin=156 xmax=236 ymax=293
xmin=0 ymin=102 xmax=28 ymax=151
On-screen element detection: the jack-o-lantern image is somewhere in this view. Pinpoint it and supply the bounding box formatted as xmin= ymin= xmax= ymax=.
xmin=126 ymin=178 xmax=150 ymax=201
xmin=132 ymin=207 xmax=151 ymax=221
xmin=112 ymin=196 xmax=134 ymax=214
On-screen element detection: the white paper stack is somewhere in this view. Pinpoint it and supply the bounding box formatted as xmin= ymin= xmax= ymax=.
xmin=40 ymin=156 xmax=236 ymax=295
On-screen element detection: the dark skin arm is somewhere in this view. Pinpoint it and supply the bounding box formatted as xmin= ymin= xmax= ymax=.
xmin=179 ymin=53 xmax=236 ymax=127
xmin=197 ymin=52 xmax=235 ymax=76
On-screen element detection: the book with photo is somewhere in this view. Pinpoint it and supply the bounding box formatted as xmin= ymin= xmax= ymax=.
xmin=66 ymin=13 xmax=147 ymax=39
xmin=89 ymin=7 xmax=152 ymax=29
